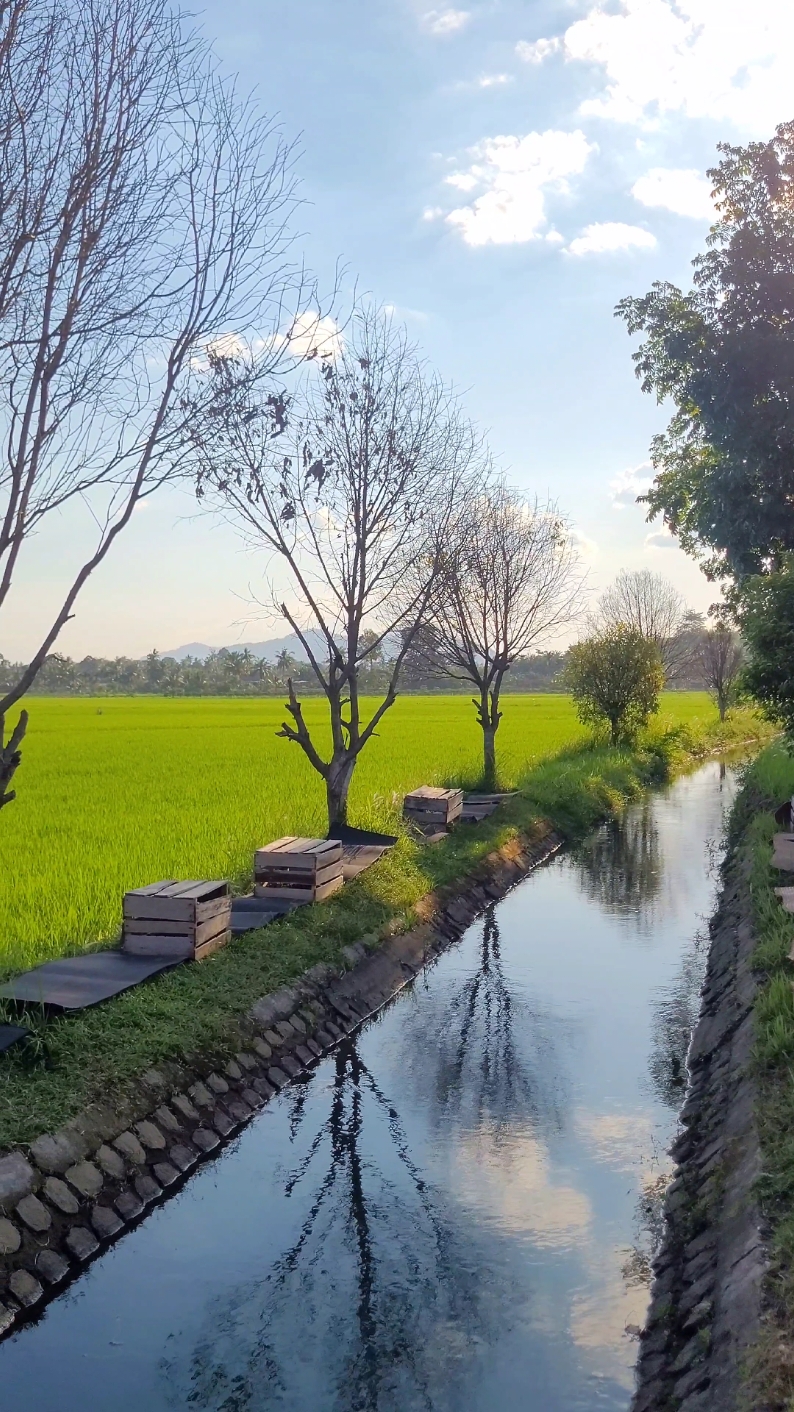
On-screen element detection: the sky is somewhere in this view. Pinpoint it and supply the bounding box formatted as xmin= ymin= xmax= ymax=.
xmin=10 ymin=0 xmax=794 ymax=660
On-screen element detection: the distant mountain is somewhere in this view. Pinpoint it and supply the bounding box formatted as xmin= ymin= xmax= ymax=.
xmin=159 ymin=642 xmax=216 ymax=662
xmin=159 ymin=631 xmax=328 ymax=663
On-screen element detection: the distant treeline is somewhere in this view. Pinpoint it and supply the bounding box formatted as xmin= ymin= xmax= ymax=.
xmin=3 ymin=648 xmax=572 ymax=697
xmin=1 ymin=644 xmax=710 ymax=698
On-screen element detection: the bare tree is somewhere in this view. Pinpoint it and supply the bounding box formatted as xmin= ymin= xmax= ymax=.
xmin=596 ymin=570 xmax=691 ymax=684
xmin=0 ymin=0 xmax=310 ymax=808
xmin=425 ymin=482 xmax=581 ymax=786
xmin=696 ymin=624 xmax=743 ymax=721
xmin=190 ymin=305 xmax=480 ymax=826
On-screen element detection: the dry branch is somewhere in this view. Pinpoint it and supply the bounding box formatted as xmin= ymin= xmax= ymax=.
xmin=0 ymin=0 xmax=311 ymax=800
xmin=190 ymin=304 xmax=482 ymax=825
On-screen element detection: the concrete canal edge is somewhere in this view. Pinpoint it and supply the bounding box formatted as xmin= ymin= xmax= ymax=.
xmin=0 ymin=825 xmax=563 ymax=1340
xmin=632 ymin=847 xmax=766 ymax=1412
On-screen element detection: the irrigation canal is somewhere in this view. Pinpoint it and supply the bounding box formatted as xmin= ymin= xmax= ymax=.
xmin=0 ymin=758 xmax=738 ymax=1411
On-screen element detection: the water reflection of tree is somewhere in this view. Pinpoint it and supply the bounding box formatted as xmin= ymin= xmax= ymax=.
xmin=621 ymin=1171 xmax=670 ymax=1292
xmin=163 ymin=1043 xmax=507 ymax=1412
xmin=647 ymin=927 xmax=708 ymax=1109
xmin=402 ymin=906 xmax=569 ymax=1138
xmin=574 ymin=801 xmax=663 ymax=922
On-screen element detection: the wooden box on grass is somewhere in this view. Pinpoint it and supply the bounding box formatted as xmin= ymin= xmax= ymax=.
xmin=254 ymin=837 xmax=343 ymax=902
xmin=773 ymin=833 xmax=794 ymax=871
xmin=403 ymin=786 xmax=463 ymax=831
xmin=122 ymin=880 xmax=231 ymax=961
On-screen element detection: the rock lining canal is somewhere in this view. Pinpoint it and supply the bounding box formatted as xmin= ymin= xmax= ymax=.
xmin=0 ymin=760 xmax=738 ymax=1411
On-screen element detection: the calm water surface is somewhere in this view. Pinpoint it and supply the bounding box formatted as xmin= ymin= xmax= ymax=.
xmin=0 ymin=760 xmax=738 ymax=1411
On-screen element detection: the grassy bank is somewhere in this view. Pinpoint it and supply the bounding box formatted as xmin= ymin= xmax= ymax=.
xmin=0 ymin=691 xmax=746 ymax=976
xmin=0 ymin=703 xmax=767 ymax=1152
xmin=729 ymin=743 xmax=794 ymax=1408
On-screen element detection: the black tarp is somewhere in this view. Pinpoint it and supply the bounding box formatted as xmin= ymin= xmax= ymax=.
xmin=0 ymin=1024 xmax=30 ymax=1054
xmin=327 ymin=822 xmax=398 ymax=846
xmin=0 ymin=951 xmax=184 ymax=1014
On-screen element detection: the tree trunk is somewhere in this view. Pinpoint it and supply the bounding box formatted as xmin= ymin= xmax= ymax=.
xmin=718 ymin=693 xmax=727 ymax=722
xmin=482 ymin=722 xmax=497 ymax=790
xmin=0 ymin=710 xmax=28 ymax=810
xmin=477 ymin=681 xmax=502 ymax=790
xmin=326 ymin=751 xmax=357 ymax=828
xmin=610 ymin=715 xmax=620 ymax=745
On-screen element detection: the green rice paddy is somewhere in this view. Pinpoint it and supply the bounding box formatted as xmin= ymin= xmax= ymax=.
xmin=0 ymin=692 xmax=748 ymax=978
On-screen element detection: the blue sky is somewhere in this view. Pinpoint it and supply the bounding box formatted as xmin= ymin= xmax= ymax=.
xmin=14 ymin=0 xmax=794 ymax=658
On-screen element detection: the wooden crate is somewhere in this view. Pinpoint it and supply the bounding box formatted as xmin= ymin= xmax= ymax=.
xmin=773 ymin=833 xmax=794 ymax=871
xmin=254 ymin=837 xmax=344 ymax=902
xmin=122 ymin=880 xmax=231 ymax=961
xmin=404 ymin=786 xmax=463 ymax=830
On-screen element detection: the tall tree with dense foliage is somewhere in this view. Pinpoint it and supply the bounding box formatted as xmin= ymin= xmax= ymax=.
xmin=423 ymin=481 xmax=580 ymax=787
xmin=564 ymin=627 xmax=664 ymax=746
xmin=738 ymin=561 xmax=794 ymax=736
xmin=617 ymin=121 xmax=794 ymax=586
xmin=190 ymin=306 xmax=481 ymax=826
xmin=0 ymin=0 xmax=307 ymax=809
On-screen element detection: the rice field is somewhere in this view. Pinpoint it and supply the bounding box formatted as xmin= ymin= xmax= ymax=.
xmin=0 ymin=692 xmax=722 ymax=976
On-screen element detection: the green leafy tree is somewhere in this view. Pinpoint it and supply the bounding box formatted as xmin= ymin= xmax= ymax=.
xmin=564 ymin=626 xmax=664 ymax=746
xmin=738 ymin=561 xmax=794 ymax=735
xmin=617 ymin=121 xmax=794 ymax=584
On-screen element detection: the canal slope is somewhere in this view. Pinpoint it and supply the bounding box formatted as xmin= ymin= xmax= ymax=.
xmin=631 ymin=837 xmax=765 ymax=1412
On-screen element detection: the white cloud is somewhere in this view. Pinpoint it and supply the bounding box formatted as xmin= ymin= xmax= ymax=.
xmin=645 ymin=525 xmax=676 ymax=550
xmin=632 ymin=167 xmax=714 ymax=219
xmin=205 ymin=332 xmax=247 ymax=360
xmin=445 ymin=129 xmax=594 ymax=247
xmin=516 ymin=36 xmax=562 ymax=64
xmin=422 ymin=205 xmax=444 ymax=220
xmin=423 ymin=8 xmax=470 ymax=36
xmin=478 ymin=72 xmax=513 ymax=88
xmin=560 ymin=0 xmax=794 ymax=131
xmin=610 ymin=462 xmax=653 ymax=509
xmin=445 ymin=171 xmax=479 ymax=192
xmin=571 ymin=527 xmax=599 ymax=560
xmin=273 ymin=312 xmax=344 ymax=362
xmin=567 ymin=221 xmax=656 ymax=256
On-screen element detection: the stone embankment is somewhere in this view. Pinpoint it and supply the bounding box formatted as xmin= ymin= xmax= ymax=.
xmin=0 ymin=826 xmax=562 ymax=1339
xmin=633 ymin=851 xmax=766 ymax=1412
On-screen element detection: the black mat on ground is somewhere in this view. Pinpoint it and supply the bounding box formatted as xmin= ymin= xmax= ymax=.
xmin=0 ymin=1023 xmax=30 ymax=1054
xmin=461 ymin=791 xmax=518 ymax=822
xmin=462 ymin=792 xmax=518 ymax=803
xmin=460 ymin=802 xmax=499 ymax=820
xmin=0 ymin=951 xmax=184 ymax=1014
xmin=230 ymin=897 xmax=302 ymax=934
xmin=327 ymin=822 xmax=398 ymax=846
xmin=339 ymin=844 xmax=392 ymax=881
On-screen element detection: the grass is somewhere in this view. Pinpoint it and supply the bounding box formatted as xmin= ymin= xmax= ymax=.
xmin=728 ymin=742 xmax=794 ymax=1409
xmin=0 ymin=692 xmax=768 ymax=1152
xmin=0 ymin=690 xmax=743 ymax=978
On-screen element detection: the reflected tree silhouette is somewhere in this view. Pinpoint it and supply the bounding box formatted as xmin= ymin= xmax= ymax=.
xmin=647 ymin=927 xmax=708 ymax=1109
xmin=411 ymin=907 xmax=567 ymax=1135
xmin=574 ymin=800 xmax=663 ymax=922
xmin=162 ymin=1042 xmax=506 ymax=1412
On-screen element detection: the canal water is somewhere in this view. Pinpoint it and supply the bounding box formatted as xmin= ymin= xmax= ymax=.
xmin=0 ymin=760 xmax=738 ymax=1412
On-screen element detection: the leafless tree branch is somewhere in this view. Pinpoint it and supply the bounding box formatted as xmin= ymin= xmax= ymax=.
xmin=421 ymin=481 xmax=584 ymax=785
xmin=0 ymin=0 xmax=315 ymax=807
xmin=189 ymin=303 xmax=483 ymax=825
xmin=696 ymin=624 xmax=743 ymax=721
xmin=593 ymin=570 xmax=692 ymax=685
